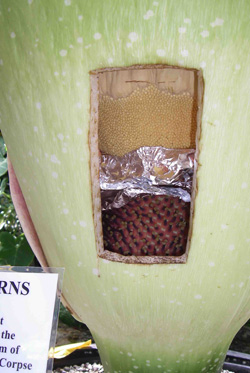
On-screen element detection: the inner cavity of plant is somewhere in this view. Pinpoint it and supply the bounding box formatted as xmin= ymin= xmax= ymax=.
xmin=90 ymin=65 xmax=203 ymax=263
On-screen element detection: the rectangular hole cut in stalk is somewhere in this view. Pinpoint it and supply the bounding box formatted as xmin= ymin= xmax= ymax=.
xmin=89 ymin=65 xmax=203 ymax=264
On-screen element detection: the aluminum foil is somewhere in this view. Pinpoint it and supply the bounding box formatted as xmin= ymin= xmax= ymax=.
xmin=100 ymin=147 xmax=195 ymax=210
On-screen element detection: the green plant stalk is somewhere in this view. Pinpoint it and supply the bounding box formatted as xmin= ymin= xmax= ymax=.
xmin=1 ymin=1 xmax=250 ymax=372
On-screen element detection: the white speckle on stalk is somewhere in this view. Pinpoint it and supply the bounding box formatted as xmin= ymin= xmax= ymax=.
xmin=71 ymin=235 xmax=76 ymax=240
xmin=112 ymin=287 xmax=119 ymax=292
xmin=85 ymin=44 xmax=91 ymax=49
xmin=28 ymin=151 xmax=32 ymax=157
xmin=52 ymin=172 xmax=58 ymax=179
xmin=143 ymin=10 xmax=154 ymax=19
xmin=208 ymin=262 xmax=215 ymax=267
xmin=228 ymin=244 xmax=235 ymax=251
xmin=77 ymin=261 xmax=82 ymax=267
xmin=214 ymin=358 xmax=219 ymax=363
xmin=181 ymin=49 xmax=189 ymax=57
xmin=36 ymin=102 xmax=42 ymax=110
xmin=210 ymin=49 xmax=215 ymax=55
xmin=241 ymin=182 xmax=247 ymax=189
xmin=194 ymin=294 xmax=202 ymax=300
xmin=108 ymin=57 xmax=113 ymax=63
xmin=200 ymin=61 xmax=206 ymax=68
xmin=63 ymin=208 xmax=69 ymax=215
xmin=64 ymin=0 xmax=71 ymax=5
xmin=129 ymin=273 xmax=135 ymax=277
xmin=59 ymin=49 xmax=67 ymax=57
xmin=58 ymin=17 xmax=63 ymax=22
xmin=77 ymin=128 xmax=83 ymax=135
xmin=28 ymin=0 xmax=33 ymax=4
xmin=102 ymin=259 xmax=109 ymax=264
xmin=184 ymin=18 xmax=191 ymax=24
xmin=133 ymin=367 xmax=139 ymax=370
xmin=239 ymin=282 xmax=244 ymax=288
xmin=119 ymin=351 xmax=124 ymax=355
xmin=79 ymin=220 xmax=86 ymax=227
xmin=62 ymin=147 xmax=68 ymax=153
xmin=78 ymin=15 xmax=83 ymax=20
xmin=157 ymin=365 xmax=162 ymax=368
xmin=178 ymin=27 xmax=186 ymax=34
xmin=235 ymin=64 xmax=241 ymax=70
xmin=178 ymin=59 xmax=184 ymax=66
xmin=153 ymin=1 xmax=158 ymax=5
xmin=10 ymin=32 xmax=16 ymax=38
xmin=210 ymin=18 xmax=224 ymax=27
xmin=156 ymin=49 xmax=166 ymax=57
xmin=147 ymin=10 xmax=154 ymax=16
xmin=127 ymin=352 xmax=132 ymax=357
xmin=169 ymin=300 xmax=175 ymax=304
xmin=146 ymin=360 xmax=150 ymax=363
xmin=126 ymin=42 xmax=132 ymax=48
xmin=77 ymin=37 xmax=83 ymax=44
xmin=0 ymin=59 xmax=3 ymax=66
xmin=33 ymin=126 xmax=38 ymax=132
xmin=128 ymin=32 xmax=138 ymax=42
xmin=76 ymin=102 xmax=82 ymax=109
xmin=160 ymin=284 xmax=165 ymax=288
xmin=57 ymin=133 xmax=64 ymax=141
xmin=51 ymin=154 xmax=60 ymax=164
xmin=246 ymin=238 xmax=250 ymax=243
xmin=94 ymin=33 xmax=102 ymax=40
xmin=92 ymin=268 xmax=99 ymax=276
xmin=201 ymin=30 xmax=209 ymax=38
xmin=102 ymin=293 xmax=106 ymax=296
xmin=111 ymin=272 xmax=116 ymax=276
xmin=54 ymin=71 xmax=59 ymax=76
xmin=221 ymin=224 xmax=228 ymax=230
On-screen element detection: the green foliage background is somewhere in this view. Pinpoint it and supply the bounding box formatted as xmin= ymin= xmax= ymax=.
xmin=0 ymin=133 xmax=34 ymax=266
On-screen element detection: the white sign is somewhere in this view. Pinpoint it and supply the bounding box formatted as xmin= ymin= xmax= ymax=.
xmin=0 ymin=268 xmax=62 ymax=373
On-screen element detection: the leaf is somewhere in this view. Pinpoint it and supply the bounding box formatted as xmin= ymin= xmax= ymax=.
xmin=0 ymin=158 xmax=7 ymax=177
xmin=0 ymin=232 xmax=34 ymax=266
xmin=0 ymin=136 xmax=6 ymax=157
xmin=0 ymin=177 xmax=8 ymax=194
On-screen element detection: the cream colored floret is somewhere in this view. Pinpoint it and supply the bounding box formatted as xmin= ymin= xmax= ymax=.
xmin=99 ymin=85 xmax=197 ymax=156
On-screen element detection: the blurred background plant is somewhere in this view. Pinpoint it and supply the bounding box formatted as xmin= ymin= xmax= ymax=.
xmin=0 ymin=131 xmax=34 ymax=266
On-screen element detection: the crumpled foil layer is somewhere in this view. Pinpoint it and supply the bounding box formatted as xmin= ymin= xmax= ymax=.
xmin=100 ymin=147 xmax=195 ymax=210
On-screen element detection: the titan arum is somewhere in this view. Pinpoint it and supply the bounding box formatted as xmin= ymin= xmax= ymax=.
xmin=1 ymin=1 xmax=250 ymax=372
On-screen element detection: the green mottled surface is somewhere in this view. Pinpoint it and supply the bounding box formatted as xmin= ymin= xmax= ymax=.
xmin=1 ymin=1 xmax=250 ymax=371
